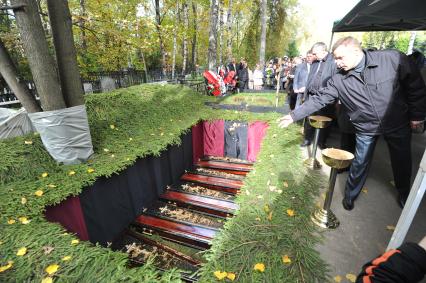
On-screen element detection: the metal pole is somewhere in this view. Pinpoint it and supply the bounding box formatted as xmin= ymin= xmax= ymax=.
xmin=329 ymin=32 xmax=335 ymax=50
xmin=387 ymin=150 xmax=426 ymax=250
xmin=323 ymin=168 xmax=338 ymax=210
xmin=311 ymin=128 xmax=320 ymax=159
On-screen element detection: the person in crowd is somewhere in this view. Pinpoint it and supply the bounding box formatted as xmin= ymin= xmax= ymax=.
xmin=227 ymin=58 xmax=238 ymax=73
xmin=299 ymin=42 xmax=338 ymax=148
xmin=293 ymin=51 xmax=314 ymax=109
xmin=286 ymin=58 xmax=300 ymax=110
xmin=237 ymin=60 xmax=249 ymax=92
xmin=253 ymin=63 xmax=264 ymax=90
xmin=247 ymin=65 xmax=254 ymax=89
xmin=264 ymin=61 xmax=275 ymax=89
xmin=356 ymin=236 xmax=426 ymax=283
xmin=278 ymin=36 xmax=426 ymax=210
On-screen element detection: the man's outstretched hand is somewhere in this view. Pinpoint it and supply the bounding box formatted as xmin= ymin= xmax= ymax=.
xmin=278 ymin=115 xmax=294 ymax=128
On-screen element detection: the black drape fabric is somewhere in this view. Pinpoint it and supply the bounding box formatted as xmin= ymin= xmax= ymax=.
xmin=224 ymin=120 xmax=248 ymax=160
xmin=79 ymin=132 xmax=193 ymax=246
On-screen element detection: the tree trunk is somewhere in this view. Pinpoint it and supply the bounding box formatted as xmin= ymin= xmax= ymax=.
xmin=191 ymin=1 xmax=198 ymax=71
xmin=181 ymin=2 xmax=189 ymax=76
xmin=208 ymin=0 xmax=219 ymax=71
xmin=155 ymin=0 xmax=167 ymax=77
xmin=47 ymin=0 xmax=84 ymax=107
xmin=12 ymin=0 xmax=66 ymax=111
xmin=79 ymin=0 xmax=87 ymax=51
xmin=172 ymin=29 xmax=177 ymax=80
xmin=226 ymin=0 xmax=233 ymax=62
xmin=259 ymin=0 xmax=267 ymax=64
xmin=218 ymin=0 xmax=223 ymax=66
xmin=0 ymin=39 xmax=41 ymax=113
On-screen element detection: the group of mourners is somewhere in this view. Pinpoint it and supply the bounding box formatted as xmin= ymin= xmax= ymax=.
xmin=278 ymin=36 xmax=426 ymax=283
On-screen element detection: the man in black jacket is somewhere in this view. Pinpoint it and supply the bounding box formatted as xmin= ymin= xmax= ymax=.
xmin=279 ymin=36 xmax=426 ymax=210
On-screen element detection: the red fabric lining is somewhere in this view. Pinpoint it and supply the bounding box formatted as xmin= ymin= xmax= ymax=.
xmin=247 ymin=121 xmax=269 ymax=161
xmin=44 ymin=196 xmax=89 ymax=241
xmin=203 ymin=120 xmax=225 ymax=157
xmin=192 ymin=122 xmax=204 ymax=163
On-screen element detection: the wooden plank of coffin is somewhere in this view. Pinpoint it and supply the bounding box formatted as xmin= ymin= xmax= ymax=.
xmin=195 ymin=160 xmax=252 ymax=175
xmin=135 ymin=215 xmax=216 ymax=250
xmin=159 ymin=190 xmax=238 ymax=218
xmin=201 ymin=155 xmax=254 ymax=165
xmin=181 ymin=173 xmax=243 ymax=192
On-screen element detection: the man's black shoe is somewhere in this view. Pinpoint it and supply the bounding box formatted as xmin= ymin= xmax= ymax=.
xmin=342 ymin=198 xmax=354 ymax=211
xmin=398 ymin=195 xmax=407 ymax=209
xmin=300 ymin=140 xmax=311 ymax=147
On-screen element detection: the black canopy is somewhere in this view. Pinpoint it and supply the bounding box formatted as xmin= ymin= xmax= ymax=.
xmin=333 ymin=0 xmax=426 ymax=32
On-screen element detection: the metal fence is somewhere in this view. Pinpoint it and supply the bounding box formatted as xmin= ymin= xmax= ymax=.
xmin=0 ymin=69 xmax=206 ymax=107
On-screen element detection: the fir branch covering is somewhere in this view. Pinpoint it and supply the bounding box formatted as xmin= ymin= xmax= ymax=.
xmin=0 ymin=84 xmax=328 ymax=282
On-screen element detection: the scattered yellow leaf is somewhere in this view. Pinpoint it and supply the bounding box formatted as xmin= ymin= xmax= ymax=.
xmin=213 ymin=270 xmax=228 ymax=280
xmin=129 ymin=137 xmax=133 ymax=141
xmin=61 ymin=256 xmax=72 ymax=261
xmin=283 ymin=181 xmax=289 ymax=188
xmin=0 ymin=241 xmax=3 ymax=245
xmin=41 ymin=172 xmax=48 ymax=178
xmin=0 ymin=261 xmax=13 ymax=273
xmin=21 ymin=197 xmax=27 ymax=204
xmin=333 ymin=275 xmax=342 ymax=282
xmin=103 ymin=148 xmax=109 ymax=152
xmin=282 ymin=255 xmax=292 ymax=264
xmin=19 ymin=217 xmax=30 ymax=224
xmin=45 ymin=264 xmax=59 ymax=275
xmin=362 ymin=187 xmax=368 ymax=194
xmin=270 ymin=173 xmax=275 ymax=176
xmin=24 ymin=140 xmax=33 ymax=145
xmin=255 ymin=217 xmax=261 ymax=221
xmin=68 ymin=170 xmax=76 ymax=176
xmin=386 ymin=225 xmax=396 ymax=231
xmin=269 ymin=154 xmax=274 ymax=158
xmin=47 ymin=184 xmax=56 ymax=188
xmin=286 ymin=209 xmax=295 ymax=217
xmin=109 ymin=124 xmax=115 ymax=129
xmin=346 ymin=273 xmax=357 ymax=282
xmin=269 ymin=186 xmax=276 ymax=192
xmin=111 ymin=154 xmax=115 ymax=158
xmin=227 ymin=272 xmax=236 ymax=281
xmin=87 ymin=168 xmax=95 ymax=173
xmin=34 ymin=190 xmax=44 ymax=197
xmin=16 ymin=247 xmax=27 ymax=256
xmin=253 ymin=263 xmax=265 ymax=272
xmin=41 ymin=277 xmax=53 ymax=283
xmin=7 ymin=219 xmax=15 ymax=224
xmin=160 ymin=132 xmax=164 ymax=136
xmin=71 ymin=239 xmax=79 ymax=245
xmin=257 ymin=195 xmax=263 ymax=199
xmin=267 ymin=211 xmax=273 ymax=221
xmin=245 ymin=190 xmax=250 ymax=195
xmin=263 ymin=204 xmax=270 ymax=213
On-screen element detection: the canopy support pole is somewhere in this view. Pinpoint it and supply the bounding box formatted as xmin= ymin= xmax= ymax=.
xmin=387 ymin=150 xmax=426 ymax=250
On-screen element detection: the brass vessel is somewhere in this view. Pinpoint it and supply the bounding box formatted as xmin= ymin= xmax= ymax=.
xmin=303 ymin=115 xmax=332 ymax=170
xmin=311 ymin=148 xmax=354 ymax=229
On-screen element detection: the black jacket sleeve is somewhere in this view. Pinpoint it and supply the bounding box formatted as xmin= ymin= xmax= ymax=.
xmin=356 ymin=242 xmax=426 ymax=283
xmin=399 ymin=52 xmax=426 ymax=121
xmin=290 ymin=77 xmax=339 ymax=121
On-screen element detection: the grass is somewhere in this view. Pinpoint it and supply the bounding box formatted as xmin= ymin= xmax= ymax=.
xmin=0 ymin=84 xmax=328 ymax=282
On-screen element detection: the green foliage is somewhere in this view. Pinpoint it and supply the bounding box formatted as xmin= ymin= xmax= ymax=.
xmin=286 ymin=40 xmax=299 ymax=58
xmin=0 ymin=84 xmax=328 ymax=282
xmin=362 ymin=31 xmax=426 ymax=53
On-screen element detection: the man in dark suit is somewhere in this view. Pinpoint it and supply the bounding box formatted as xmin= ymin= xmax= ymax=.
xmin=227 ymin=58 xmax=237 ymax=73
xmin=300 ymin=42 xmax=338 ymax=148
xmin=293 ymin=51 xmax=314 ymax=109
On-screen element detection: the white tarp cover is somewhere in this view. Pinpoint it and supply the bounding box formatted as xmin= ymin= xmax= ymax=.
xmin=28 ymin=105 xmax=94 ymax=165
xmin=0 ymin=108 xmax=35 ymax=139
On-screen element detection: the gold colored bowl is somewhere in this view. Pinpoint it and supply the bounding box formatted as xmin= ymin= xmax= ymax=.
xmin=321 ymin=148 xmax=354 ymax=169
xmin=308 ymin=115 xmax=332 ymax=129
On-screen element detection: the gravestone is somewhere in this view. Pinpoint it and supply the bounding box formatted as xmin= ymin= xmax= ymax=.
xmin=83 ymin=83 xmax=93 ymax=94
xmin=100 ymin=77 xmax=116 ymax=92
